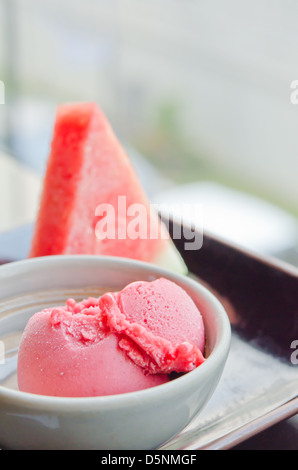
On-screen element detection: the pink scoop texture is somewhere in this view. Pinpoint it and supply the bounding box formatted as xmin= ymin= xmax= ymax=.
xmin=17 ymin=278 xmax=205 ymax=397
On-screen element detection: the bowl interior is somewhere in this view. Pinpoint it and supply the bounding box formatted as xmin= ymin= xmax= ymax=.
xmin=0 ymin=255 xmax=230 ymax=395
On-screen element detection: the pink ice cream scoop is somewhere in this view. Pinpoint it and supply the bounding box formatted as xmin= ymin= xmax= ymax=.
xmin=17 ymin=278 xmax=205 ymax=397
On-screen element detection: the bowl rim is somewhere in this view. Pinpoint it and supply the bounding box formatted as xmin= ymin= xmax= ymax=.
xmin=0 ymin=255 xmax=231 ymax=411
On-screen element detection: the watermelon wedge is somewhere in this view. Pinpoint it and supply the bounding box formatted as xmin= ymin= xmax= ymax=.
xmin=30 ymin=102 xmax=186 ymax=273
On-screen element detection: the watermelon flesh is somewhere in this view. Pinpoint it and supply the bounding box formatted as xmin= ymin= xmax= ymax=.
xmin=30 ymin=102 xmax=186 ymax=273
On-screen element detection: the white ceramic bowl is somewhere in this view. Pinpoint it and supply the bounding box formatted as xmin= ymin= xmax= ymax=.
xmin=0 ymin=255 xmax=231 ymax=450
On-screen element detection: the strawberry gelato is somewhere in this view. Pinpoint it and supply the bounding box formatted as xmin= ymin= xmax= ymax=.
xmin=17 ymin=278 xmax=205 ymax=397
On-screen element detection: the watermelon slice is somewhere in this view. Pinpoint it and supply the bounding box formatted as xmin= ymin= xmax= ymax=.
xmin=30 ymin=102 xmax=186 ymax=273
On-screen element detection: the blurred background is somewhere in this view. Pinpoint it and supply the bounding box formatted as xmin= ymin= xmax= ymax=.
xmin=1 ymin=0 xmax=298 ymax=264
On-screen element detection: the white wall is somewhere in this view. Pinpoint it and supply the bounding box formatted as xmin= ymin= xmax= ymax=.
xmin=0 ymin=0 xmax=297 ymax=212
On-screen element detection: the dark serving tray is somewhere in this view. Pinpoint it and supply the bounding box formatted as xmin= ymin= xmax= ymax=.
xmin=0 ymin=222 xmax=297 ymax=450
